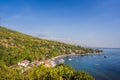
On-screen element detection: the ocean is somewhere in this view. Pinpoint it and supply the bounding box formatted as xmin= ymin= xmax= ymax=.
xmin=58 ymin=48 xmax=120 ymax=80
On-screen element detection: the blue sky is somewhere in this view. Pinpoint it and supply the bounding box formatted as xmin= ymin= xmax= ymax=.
xmin=0 ymin=0 xmax=120 ymax=48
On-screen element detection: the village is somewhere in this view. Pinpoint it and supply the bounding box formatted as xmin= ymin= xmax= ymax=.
xmin=9 ymin=59 xmax=58 ymax=73
xmin=9 ymin=54 xmax=67 ymax=73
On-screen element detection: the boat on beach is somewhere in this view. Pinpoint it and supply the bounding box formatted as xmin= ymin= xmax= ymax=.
xmin=57 ymin=59 xmax=64 ymax=64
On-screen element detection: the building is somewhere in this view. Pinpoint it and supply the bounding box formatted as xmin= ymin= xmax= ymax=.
xmin=31 ymin=60 xmax=44 ymax=66
xmin=18 ymin=60 xmax=30 ymax=67
xmin=44 ymin=60 xmax=52 ymax=67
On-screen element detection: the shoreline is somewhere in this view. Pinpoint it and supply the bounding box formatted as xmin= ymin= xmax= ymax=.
xmin=49 ymin=53 xmax=99 ymax=61
xmin=46 ymin=52 xmax=103 ymax=67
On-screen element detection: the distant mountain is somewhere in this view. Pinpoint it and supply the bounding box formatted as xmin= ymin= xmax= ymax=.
xmin=38 ymin=34 xmax=86 ymax=46
xmin=0 ymin=26 xmax=101 ymax=66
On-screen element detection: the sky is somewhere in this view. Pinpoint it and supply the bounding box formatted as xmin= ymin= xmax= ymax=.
xmin=0 ymin=0 xmax=120 ymax=48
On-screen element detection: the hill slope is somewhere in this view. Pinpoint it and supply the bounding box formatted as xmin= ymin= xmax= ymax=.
xmin=0 ymin=26 xmax=101 ymax=66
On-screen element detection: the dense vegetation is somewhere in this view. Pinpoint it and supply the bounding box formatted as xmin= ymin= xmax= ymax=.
xmin=0 ymin=62 xmax=94 ymax=80
xmin=0 ymin=26 xmax=102 ymax=66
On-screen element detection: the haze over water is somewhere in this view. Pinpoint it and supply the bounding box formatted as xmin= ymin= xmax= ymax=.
xmin=60 ymin=48 xmax=120 ymax=80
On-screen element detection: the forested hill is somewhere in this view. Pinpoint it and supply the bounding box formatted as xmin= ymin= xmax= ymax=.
xmin=0 ymin=26 xmax=101 ymax=66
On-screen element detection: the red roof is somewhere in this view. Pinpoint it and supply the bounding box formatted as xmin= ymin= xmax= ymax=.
xmin=44 ymin=60 xmax=52 ymax=66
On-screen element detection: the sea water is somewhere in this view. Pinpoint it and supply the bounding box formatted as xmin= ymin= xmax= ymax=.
xmin=60 ymin=48 xmax=120 ymax=80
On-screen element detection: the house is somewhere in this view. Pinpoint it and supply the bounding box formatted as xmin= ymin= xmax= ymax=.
xmin=18 ymin=60 xmax=30 ymax=67
xmin=71 ymin=52 xmax=76 ymax=55
xmin=39 ymin=61 xmax=44 ymax=65
xmin=44 ymin=60 xmax=52 ymax=67
xmin=31 ymin=60 xmax=44 ymax=66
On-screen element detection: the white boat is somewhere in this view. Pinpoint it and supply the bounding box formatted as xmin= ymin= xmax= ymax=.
xmin=68 ymin=58 xmax=72 ymax=61
xmin=58 ymin=59 xmax=64 ymax=64
xmin=50 ymin=61 xmax=56 ymax=67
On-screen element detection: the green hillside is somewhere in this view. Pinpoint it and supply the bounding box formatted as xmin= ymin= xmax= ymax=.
xmin=0 ymin=26 xmax=100 ymax=80
xmin=0 ymin=26 xmax=101 ymax=66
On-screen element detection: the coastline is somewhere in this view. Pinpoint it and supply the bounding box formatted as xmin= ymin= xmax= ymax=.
xmin=48 ymin=53 xmax=98 ymax=61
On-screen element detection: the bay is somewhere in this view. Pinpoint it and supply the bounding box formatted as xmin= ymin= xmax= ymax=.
xmin=59 ymin=48 xmax=120 ymax=80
